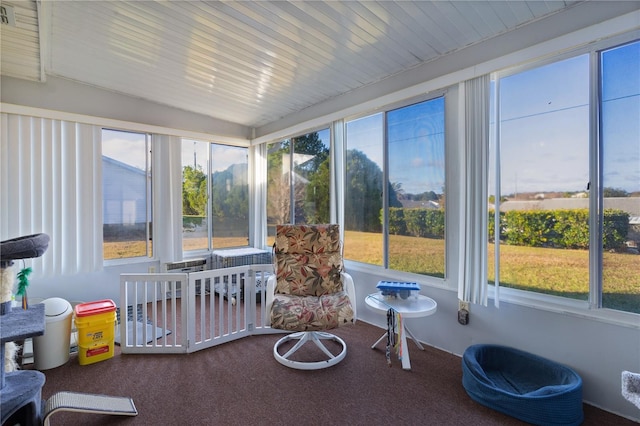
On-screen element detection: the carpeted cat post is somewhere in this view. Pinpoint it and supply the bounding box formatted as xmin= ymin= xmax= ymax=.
xmin=1 ymin=233 xmax=50 ymax=425
xmin=622 ymin=371 xmax=640 ymax=410
xmin=1 ymin=266 xmax=20 ymax=372
xmin=0 ymin=233 xmax=50 ymax=372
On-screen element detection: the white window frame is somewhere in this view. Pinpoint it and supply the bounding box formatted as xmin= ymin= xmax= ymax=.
xmin=341 ymin=90 xmax=453 ymax=284
xmin=488 ymin=33 xmax=640 ymax=325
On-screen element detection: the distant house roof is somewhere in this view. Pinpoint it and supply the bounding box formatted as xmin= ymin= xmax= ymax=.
xmin=400 ymin=200 xmax=440 ymax=209
xmin=102 ymin=156 xmax=147 ymax=176
xmin=500 ymin=197 xmax=640 ymax=216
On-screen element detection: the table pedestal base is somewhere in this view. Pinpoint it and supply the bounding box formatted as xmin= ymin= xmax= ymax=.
xmin=371 ymin=324 xmax=424 ymax=370
xmin=365 ymin=292 xmax=437 ymax=371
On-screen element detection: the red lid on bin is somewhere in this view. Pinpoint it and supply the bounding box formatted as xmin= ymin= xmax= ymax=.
xmin=74 ymin=299 xmax=116 ymax=317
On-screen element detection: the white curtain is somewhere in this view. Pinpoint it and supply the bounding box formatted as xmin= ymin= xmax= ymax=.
xmin=457 ymin=75 xmax=491 ymax=307
xmin=331 ymin=119 xmax=345 ymax=229
xmin=250 ymin=143 xmax=268 ymax=249
xmin=0 ymin=113 xmax=102 ymax=277
xmin=152 ymin=134 xmax=182 ymax=264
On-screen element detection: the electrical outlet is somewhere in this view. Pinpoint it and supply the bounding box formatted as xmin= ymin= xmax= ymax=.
xmin=148 ymin=266 xmax=156 ymax=273
xmin=458 ymin=308 xmax=469 ymax=325
xmin=458 ymin=300 xmax=470 ymax=325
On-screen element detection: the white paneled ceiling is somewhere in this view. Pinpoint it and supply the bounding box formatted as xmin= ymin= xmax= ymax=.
xmin=0 ymin=0 xmax=608 ymax=129
xmin=0 ymin=0 xmax=41 ymax=81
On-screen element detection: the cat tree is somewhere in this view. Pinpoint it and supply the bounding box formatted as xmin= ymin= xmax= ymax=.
xmin=0 ymin=233 xmax=49 ymax=425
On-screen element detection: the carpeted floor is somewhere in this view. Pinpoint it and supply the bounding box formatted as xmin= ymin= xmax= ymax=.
xmin=30 ymin=320 xmax=636 ymax=426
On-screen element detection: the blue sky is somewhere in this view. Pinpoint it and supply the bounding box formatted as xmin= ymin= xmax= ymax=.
xmin=181 ymin=139 xmax=247 ymax=173
xmin=387 ymin=97 xmax=445 ymax=195
xmin=601 ymin=40 xmax=640 ymax=194
xmin=102 ymin=129 xmax=147 ymax=168
xmin=345 ymin=99 xmax=446 ymax=195
xmin=496 ymin=41 xmax=639 ymax=195
xmin=497 ymin=54 xmax=591 ymax=195
xmin=102 ymin=131 xmax=248 ymax=173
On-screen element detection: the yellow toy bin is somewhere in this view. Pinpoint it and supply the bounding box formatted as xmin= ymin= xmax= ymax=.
xmin=74 ymin=299 xmax=117 ymax=365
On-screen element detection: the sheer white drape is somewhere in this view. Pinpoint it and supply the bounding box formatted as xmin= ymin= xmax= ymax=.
xmin=331 ymin=120 xmax=344 ymax=228
xmin=152 ymin=134 xmax=182 ymax=264
xmin=0 ymin=113 xmax=102 ymax=277
xmin=250 ymin=143 xmax=268 ymax=248
xmin=457 ymin=75 xmax=491 ymax=307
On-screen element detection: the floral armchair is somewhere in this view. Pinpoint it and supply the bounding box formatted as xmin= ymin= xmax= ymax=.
xmin=266 ymin=224 xmax=356 ymax=369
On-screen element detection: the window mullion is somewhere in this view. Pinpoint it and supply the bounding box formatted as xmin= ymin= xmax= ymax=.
xmin=207 ymin=143 xmax=213 ymax=250
xmin=289 ymin=138 xmax=295 ymax=223
xmin=382 ymin=112 xmax=389 ymax=269
xmin=589 ymin=50 xmax=603 ymax=310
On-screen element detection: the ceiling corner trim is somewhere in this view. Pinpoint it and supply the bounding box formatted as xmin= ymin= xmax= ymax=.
xmin=35 ymin=0 xmax=51 ymax=82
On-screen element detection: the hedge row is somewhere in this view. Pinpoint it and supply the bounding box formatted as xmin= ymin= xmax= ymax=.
xmin=490 ymin=208 xmax=629 ymax=250
xmin=388 ymin=208 xmax=445 ymax=239
xmin=387 ymin=207 xmax=629 ymax=250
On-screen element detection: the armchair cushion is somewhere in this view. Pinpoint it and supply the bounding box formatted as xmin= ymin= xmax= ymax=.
xmin=275 ymin=224 xmax=343 ymax=297
xmin=270 ymin=291 xmax=354 ymax=331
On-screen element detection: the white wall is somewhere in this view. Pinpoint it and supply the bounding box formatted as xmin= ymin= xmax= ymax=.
xmin=1 ymin=75 xmax=250 ymax=141
xmin=26 ymin=261 xmax=157 ymax=306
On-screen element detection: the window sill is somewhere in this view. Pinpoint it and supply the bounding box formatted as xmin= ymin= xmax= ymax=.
xmin=344 ymin=260 xmax=450 ymax=290
xmin=344 ymin=260 xmax=640 ymax=330
xmin=104 ymin=256 xmax=156 ymax=268
xmin=492 ymin=286 xmax=640 ymax=330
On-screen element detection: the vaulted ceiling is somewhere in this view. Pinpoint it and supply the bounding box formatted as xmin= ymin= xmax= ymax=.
xmin=1 ymin=1 xmax=637 ymax=131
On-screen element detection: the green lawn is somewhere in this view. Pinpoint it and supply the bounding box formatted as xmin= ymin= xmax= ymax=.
xmin=105 ymin=230 xmax=640 ymax=314
xmin=344 ymin=230 xmax=640 ymax=314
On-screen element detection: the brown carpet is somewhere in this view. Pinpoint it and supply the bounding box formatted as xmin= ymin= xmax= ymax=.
xmin=30 ymin=320 xmax=634 ymax=426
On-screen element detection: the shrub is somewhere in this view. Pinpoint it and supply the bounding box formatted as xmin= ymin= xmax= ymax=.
xmin=388 ymin=208 xmax=406 ymax=235
xmin=603 ymin=209 xmax=629 ymax=250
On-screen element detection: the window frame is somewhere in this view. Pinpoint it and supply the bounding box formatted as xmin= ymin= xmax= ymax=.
xmin=102 ymin=127 xmax=154 ymax=264
xmin=182 ymin=139 xmax=252 ymax=255
xmin=488 ymin=34 xmax=640 ymax=321
xmin=342 ymin=91 xmax=451 ymax=282
xmin=264 ymin=125 xmax=333 ymax=241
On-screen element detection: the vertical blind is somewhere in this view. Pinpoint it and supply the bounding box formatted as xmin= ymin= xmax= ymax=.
xmin=457 ymin=75 xmax=491 ymax=307
xmin=1 ymin=113 xmax=103 ymax=277
xmin=152 ymin=134 xmax=182 ymax=264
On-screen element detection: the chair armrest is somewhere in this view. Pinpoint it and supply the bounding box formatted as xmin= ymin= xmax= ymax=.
xmin=342 ymin=272 xmax=357 ymax=322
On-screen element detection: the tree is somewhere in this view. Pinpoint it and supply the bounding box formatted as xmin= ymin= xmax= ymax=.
xmin=346 ymin=149 xmax=383 ymax=232
xmin=211 ymin=164 xmax=249 ymax=219
xmin=391 ymin=182 xmax=405 ymax=200
xmin=293 ymin=133 xmax=329 ymax=173
xmin=182 ymin=165 xmax=207 ymax=216
xmin=267 ymin=142 xmax=291 ymax=224
xmin=305 ymin=157 xmax=330 ymax=223
xmin=267 ymin=133 xmax=331 ymax=225
xmin=603 ymin=187 xmax=629 ymax=198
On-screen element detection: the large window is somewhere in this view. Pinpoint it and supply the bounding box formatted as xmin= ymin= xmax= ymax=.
xmin=102 ymin=129 xmax=152 ymax=260
xmin=344 ymin=114 xmax=384 ymax=266
xmin=490 ymin=39 xmax=639 ymax=314
xmin=182 ymin=140 xmax=210 ymax=252
xmin=266 ymin=129 xmax=331 ymax=242
xmin=345 ymin=96 xmax=446 ymax=277
xmin=601 ymin=40 xmax=640 ymax=312
xmin=182 ymin=140 xmax=249 ymax=252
